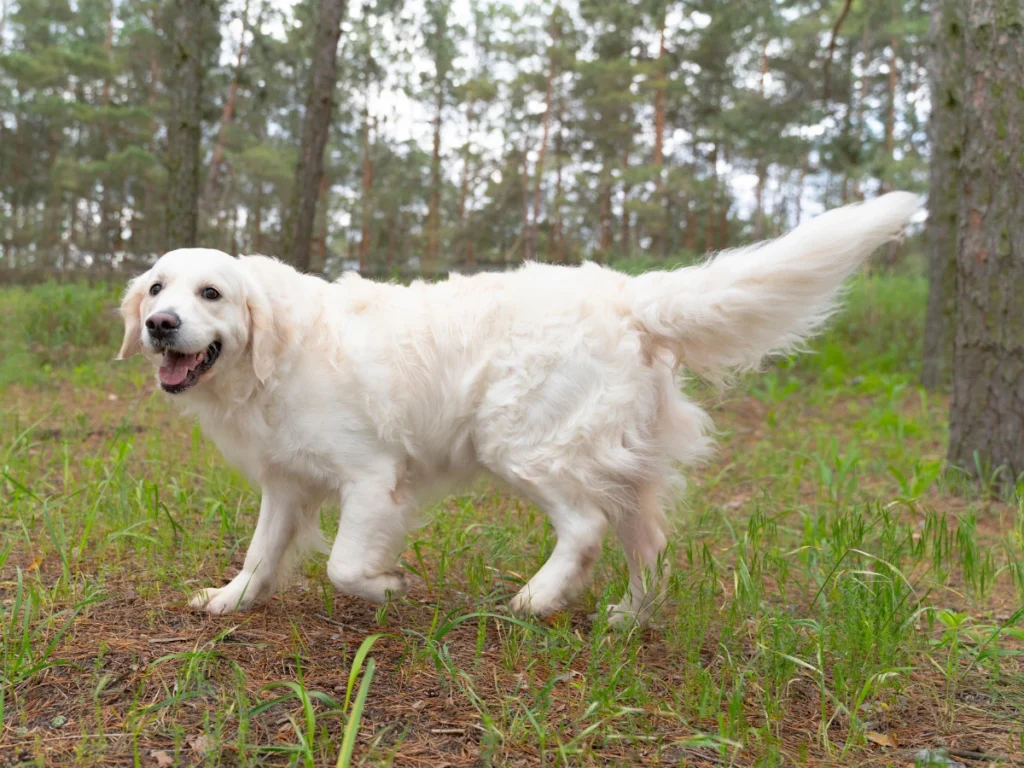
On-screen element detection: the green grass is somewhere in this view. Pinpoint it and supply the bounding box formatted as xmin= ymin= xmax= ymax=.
xmin=1 ymin=273 xmax=1022 ymax=766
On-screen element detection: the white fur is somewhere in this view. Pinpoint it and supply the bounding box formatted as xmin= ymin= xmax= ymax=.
xmin=118 ymin=193 xmax=920 ymax=623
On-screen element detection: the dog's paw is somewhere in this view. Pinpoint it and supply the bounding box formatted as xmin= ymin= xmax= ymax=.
xmin=508 ymin=587 xmax=564 ymax=619
xmin=328 ymin=566 xmax=409 ymax=604
xmin=189 ymin=580 xmax=260 ymax=615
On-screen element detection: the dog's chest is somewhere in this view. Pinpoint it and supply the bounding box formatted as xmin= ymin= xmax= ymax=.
xmin=201 ymin=406 xmax=353 ymax=492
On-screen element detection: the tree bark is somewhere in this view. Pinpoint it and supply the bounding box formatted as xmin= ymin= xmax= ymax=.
xmin=552 ymin=93 xmax=564 ymax=263
xmin=598 ymin=174 xmax=613 ymax=254
xmin=947 ymin=0 xmax=1024 ymax=484
xmin=527 ymin=11 xmax=558 ymax=263
xmin=754 ymin=42 xmax=768 ymax=240
xmin=921 ymin=0 xmax=963 ymax=390
xmin=425 ymin=83 xmax=443 ymax=274
xmin=620 ymin=146 xmax=632 ymax=258
xmin=358 ymin=111 xmax=375 ymax=273
xmin=284 ymin=0 xmax=346 ymax=271
xmin=652 ymin=10 xmax=668 ymax=257
xmin=310 ymin=174 xmax=329 ymax=274
xmin=456 ymin=102 xmax=473 ymax=266
xmin=166 ymin=0 xmax=214 ymax=248
xmin=204 ymin=0 xmax=251 ymax=205
xmin=705 ymin=143 xmax=718 ymax=253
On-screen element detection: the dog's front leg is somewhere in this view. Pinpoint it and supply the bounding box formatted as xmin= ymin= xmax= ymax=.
xmin=327 ymin=471 xmax=413 ymax=604
xmin=190 ymin=480 xmax=319 ymax=614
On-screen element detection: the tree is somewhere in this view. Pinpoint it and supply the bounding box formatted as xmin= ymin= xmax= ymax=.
xmin=947 ymin=0 xmax=1024 ymax=485
xmin=166 ymin=0 xmax=217 ymax=247
xmin=920 ymin=0 xmax=962 ymax=390
xmin=283 ymin=0 xmax=347 ymax=272
xmin=422 ymin=0 xmax=457 ymax=274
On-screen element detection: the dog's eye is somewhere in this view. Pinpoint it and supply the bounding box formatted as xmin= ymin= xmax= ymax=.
xmin=149 ymin=283 xmax=162 ymax=296
xmin=202 ymin=287 xmax=221 ymax=301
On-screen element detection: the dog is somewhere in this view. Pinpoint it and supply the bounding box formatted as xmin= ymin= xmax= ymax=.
xmin=117 ymin=192 xmax=920 ymax=624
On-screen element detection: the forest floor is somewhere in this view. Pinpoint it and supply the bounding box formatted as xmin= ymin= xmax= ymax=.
xmin=1 ymin=274 xmax=1022 ymax=767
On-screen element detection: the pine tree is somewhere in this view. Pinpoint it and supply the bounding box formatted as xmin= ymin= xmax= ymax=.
xmin=284 ymin=0 xmax=347 ymax=272
xmin=947 ymin=0 xmax=1024 ymax=484
xmin=166 ymin=0 xmax=218 ymax=248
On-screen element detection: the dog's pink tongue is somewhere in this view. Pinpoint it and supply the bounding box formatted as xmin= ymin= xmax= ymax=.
xmin=158 ymin=352 xmax=202 ymax=387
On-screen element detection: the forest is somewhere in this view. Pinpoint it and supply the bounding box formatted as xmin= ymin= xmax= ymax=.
xmin=2 ymin=1 xmax=1023 ymax=767
xmin=2 ymin=0 xmax=929 ymax=276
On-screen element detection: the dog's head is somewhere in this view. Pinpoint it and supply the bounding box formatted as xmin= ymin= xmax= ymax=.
xmin=118 ymin=248 xmax=285 ymax=394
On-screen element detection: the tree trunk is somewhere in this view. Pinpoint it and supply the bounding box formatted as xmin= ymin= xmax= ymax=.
xmin=527 ymin=11 xmax=558 ymax=263
xmin=425 ymin=84 xmax=443 ymax=274
xmin=684 ymin=194 xmax=696 ymax=253
xmin=204 ymin=0 xmax=251 ymax=205
xmin=705 ymin=143 xmax=719 ymax=252
xmin=947 ymin=0 xmax=1024 ymax=484
xmin=620 ymin=146 xmax=632 ymax=257
xmin=358 ymin=111 xmax=375 ymax=273
xmin=754 ymin=42 xmax=768 ymax=240
xmin=166 ymin=0 xmax=213 ymax=248
xmin=853 ymin=20 xmax=869 ymax=201
xmin=552 ymin=93 xmax=564 ymax=263
xmin=598 ymin=174 xmax=613 ymax=254
xmin=100 ymin=2 xmax=118 ymax=259
xmin=252 ymin=182 xmax=263 ymax=252
xmin=456 ymin=101 xmax=473 ymax=266
xmin=652 ymin=10 xmax=668 ymax=257
xmin=284 ymin=0 xmax=346 ymax=271
xmin=883 ymin=34 xmax=898 ymax=193
xmin=921 ymin=0 xmax=963 ymax=390
xmin=310 ymin=174 xmax=329 ymax=274
xmin=142 ymin=44 xmax=161 ymax=255
xmin=795 ymin=152 xmax=806 ymax=225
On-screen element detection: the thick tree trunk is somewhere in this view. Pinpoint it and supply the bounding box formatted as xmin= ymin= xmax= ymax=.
xmin=166 ymin=0 xmax=214 ymax=247
xmin=921 ymin=0 xmax=963 ymax=390
xmin=947 ymin=0 xmax=1024 ymax=484
xmin=284 ymin=0 xmax=346 ymax=271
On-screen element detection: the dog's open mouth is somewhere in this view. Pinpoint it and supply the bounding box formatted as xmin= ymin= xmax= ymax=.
xmin=158 ymin=341 xmax=222 ymax=393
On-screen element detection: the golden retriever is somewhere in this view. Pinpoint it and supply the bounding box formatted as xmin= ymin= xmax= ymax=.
xmin=117 ymin=192 xmax=920 ymax=623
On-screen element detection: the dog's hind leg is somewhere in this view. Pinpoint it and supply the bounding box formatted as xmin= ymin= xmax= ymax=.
xmin=505 ymin=484 xmax=609 ymax=618
xmin=191 ymin=480 xmax=324 ymax=614
xmin=607 ymin=483 xmax=669 ymax=627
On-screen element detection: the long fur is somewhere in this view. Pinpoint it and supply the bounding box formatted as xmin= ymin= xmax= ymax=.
xmin=119 ymin=193 xmax=920 ymax=622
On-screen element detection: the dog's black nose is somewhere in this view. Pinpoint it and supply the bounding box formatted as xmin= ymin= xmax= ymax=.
xmin=145 ymin=311 xmax=181 ymax=338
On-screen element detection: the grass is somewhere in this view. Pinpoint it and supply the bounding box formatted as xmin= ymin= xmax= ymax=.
xmin=1 ymin=271 xmax=1022 ymax=767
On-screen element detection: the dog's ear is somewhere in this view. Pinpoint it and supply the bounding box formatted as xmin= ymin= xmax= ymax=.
xmin=117 ymin=275 xmax=147 ymax=360
xmin=246 ymin=280 xmax=289 ymax=385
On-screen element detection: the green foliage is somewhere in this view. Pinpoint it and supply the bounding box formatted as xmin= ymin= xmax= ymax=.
xmin=0 ymin=0 xmax=930 ymax=275
xmin=11 ymin=282 xmax=121 ymax=365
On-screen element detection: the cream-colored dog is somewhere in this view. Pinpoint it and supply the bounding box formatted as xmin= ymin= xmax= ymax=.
xmin=118 ymin=193 xmax=919 ymax=623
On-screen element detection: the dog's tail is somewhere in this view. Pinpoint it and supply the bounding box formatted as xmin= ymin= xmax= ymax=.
xmin=628 ymin=192 xmax=922 ymax=382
